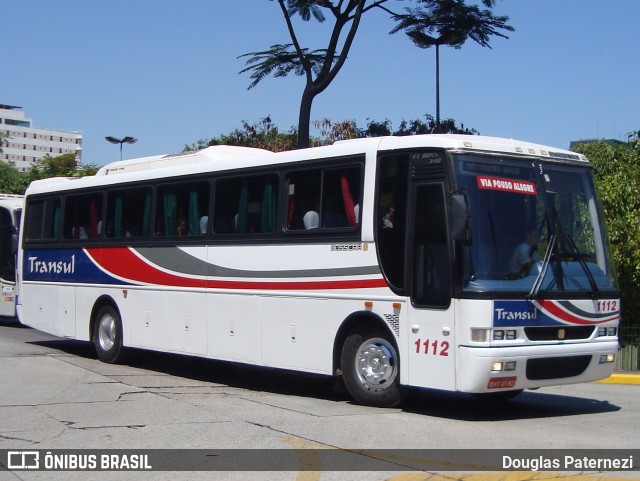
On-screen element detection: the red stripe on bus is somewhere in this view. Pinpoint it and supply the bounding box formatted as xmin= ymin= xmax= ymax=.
xmin=85 ymin=247 xmax=389 ymax=291
xmin=535 ymin=300 xmax=619 ymax=325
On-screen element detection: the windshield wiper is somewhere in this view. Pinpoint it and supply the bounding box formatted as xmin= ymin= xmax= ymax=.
xmin=528 ymin=233 xmax=599 ymax=299
xmin=561 ymin=233 xmax=600 ymax=296
xmin=528 ymin=234 xmax=557 ymax=299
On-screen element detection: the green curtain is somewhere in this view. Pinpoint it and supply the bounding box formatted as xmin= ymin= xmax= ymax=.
xmin=236 ymin=181 xmax=248 ymax=234
xmin=163 ymin=190 xmax=177 ymax=236
xmin=261 ymin=181 xmax=276 ymax=233
xmin=188 ymin=188 xmax=199 ymax=235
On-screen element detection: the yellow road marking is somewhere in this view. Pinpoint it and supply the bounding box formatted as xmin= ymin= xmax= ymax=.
xmin=595 ymin=373 xmax=640 ymax=385
xmin=284 ymin=436 xmax=323 ymax=481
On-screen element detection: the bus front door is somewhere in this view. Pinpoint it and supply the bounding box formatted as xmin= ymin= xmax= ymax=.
xmin=406 ymin=182 xmax=456 ymax=391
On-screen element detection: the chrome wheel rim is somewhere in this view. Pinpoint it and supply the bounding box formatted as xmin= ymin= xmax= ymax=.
xmin=355 ymin=338 xmax=398 ymax=390
xmin=98 ymin=314 xmax=116 ymax=352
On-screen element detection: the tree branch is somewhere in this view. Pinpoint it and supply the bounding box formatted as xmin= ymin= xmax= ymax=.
xmin=278 ymin=0 xmax=314 ymax=80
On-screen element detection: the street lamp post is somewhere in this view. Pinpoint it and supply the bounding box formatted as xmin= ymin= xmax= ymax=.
xmin=105 ymin=135 xmax=138 ymax=161
xmin=408 ymin=31 xmax=463 ymax=131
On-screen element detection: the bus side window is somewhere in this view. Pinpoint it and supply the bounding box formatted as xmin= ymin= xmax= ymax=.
xmin=411 ymin=183 xmax=451 ymax=308
xmin=213 ymin=174 xmax=278 ymax=235
xmin=106 ymin=188 xmax=152 ymax=238
xmin=63 ymin=193 xmax=103 ymax=240
xmin=286 ymin=170 xmax=321 ymax=230
xmin=286 ymin=166 xmax=361 ymax=231
xmin=155 ymin=181 xmax=210 ymax=236
xmin=376 ymin=155 xmax=409 ymax=291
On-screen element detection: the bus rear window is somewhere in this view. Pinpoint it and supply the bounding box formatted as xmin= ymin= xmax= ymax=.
xmin=25 ymin=198 xmax=61 ymax=241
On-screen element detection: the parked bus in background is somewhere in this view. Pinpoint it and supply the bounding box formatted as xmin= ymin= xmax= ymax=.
xmin=17 ymin=135 xmax=620 ymax=407
xmin=0 ymin=194 xmax=23 ymax=318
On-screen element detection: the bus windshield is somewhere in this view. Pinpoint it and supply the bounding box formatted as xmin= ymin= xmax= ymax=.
xmin=453 ymin=154 xmax=618 ymax=296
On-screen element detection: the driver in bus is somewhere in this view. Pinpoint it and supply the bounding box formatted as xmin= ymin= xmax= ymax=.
xmin=508 ymin=227 xmax=541 ymax=278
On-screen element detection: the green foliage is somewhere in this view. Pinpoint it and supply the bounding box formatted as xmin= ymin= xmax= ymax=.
xmin=0 ymin=154 xmax=98 ymax=195
xmin=186 ymin=115 xmax=476 ymax=153
xmin=238 ymin=44 xmax=334 ymax=90
xmin=28 ymin=154 xmax=98 ymax=180
xmin=0 ymin=161 xmax=30 ymax=194
xmin=184 ymin=116 xmax=298 ymax=153
xmin=572 ymin=141 xmax=640 ymax=328
xmin=391 ymin=0 xmax=514 ymax=49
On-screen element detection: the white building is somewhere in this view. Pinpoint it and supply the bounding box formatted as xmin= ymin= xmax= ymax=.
xmin=0 ymin=104 xmax=82 ymax=172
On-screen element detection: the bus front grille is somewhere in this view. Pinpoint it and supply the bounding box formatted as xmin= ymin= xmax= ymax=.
xmin=524 ymin=326 xmax=595 ymax=341
xmin=526 ymin=355 xmax=592 ymax=380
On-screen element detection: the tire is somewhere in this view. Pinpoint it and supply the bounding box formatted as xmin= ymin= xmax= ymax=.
xmin=93 ymin=305 xmax=126 ymax=364
xmin=341 ymin=327 xmax=405 ymax=408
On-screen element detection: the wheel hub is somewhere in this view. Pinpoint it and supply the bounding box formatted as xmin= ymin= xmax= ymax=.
xmin=356 ymin=338 xmax=397 ymax=389
xmin=98 ymin=315 xmax=116 ymax=351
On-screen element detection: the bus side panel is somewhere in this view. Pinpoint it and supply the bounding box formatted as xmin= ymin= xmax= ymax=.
xmin=208 ymin=293 xmax=262 ymax=365
xmin=260 ymin=296 xmax=333 ymax=374
xmin=165 ymin=290 xmax=207 ymax=355
xmin=20 ymin=283 xmax=68 ymax=337
xmin=128 ymin=289 xmax=168 ymax=351
xmin=58 ymin=285 xmax=76 ymax=338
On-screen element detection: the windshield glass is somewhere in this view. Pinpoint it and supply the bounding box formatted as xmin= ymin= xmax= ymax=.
xmin=453 ymin=154 xmax=617 ymax=296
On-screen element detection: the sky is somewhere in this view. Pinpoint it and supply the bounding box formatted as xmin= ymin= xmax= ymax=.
xmin=3 ymin=0 xmax=639 ymax=167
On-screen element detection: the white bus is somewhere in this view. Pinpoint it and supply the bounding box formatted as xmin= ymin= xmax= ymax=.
xmin=0 ymin=194 xmax=23 ymax=318
xmin=17 ymin=135 xmax=620 ymax=407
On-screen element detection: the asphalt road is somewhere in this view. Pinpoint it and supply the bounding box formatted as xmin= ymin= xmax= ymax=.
xmin=0 ymin=318 xmax=638 ymax=481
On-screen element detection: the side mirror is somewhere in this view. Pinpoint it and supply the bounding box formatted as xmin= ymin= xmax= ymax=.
xmin=449 ymin=194 xmax=471 ymax=243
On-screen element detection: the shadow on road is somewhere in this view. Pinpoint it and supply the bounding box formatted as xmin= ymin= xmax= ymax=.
xmin=28 ymin=336 xmax=621 ymax=421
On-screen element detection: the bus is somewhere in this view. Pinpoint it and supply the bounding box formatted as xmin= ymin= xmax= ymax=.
xmin=16 ymin=135 xmax=620 ymax=407
xmin=0 ymin=194 xmax=23 ymax=319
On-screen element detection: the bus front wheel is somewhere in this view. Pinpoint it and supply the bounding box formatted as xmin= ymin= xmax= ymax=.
xmin=341 ymin=327 xmax=405 ymax=407
xmin=93 ymin=305 xmax=126 ymax=364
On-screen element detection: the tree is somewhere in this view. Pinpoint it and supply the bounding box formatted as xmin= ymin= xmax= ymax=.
xmin=0 ymin=161 xmax=30 ymax=194
xmin=187 ymin=114 xmax=476 ymax=152
xmin=27 ymin=153 xmax=98 ymax=181
xmin=571 ymin=141 xmax=640 ymax=330
xmin=239 ymin=0 xmax=512 ymax=148
xmin=184 ymin=116 xmax=298 ymax=152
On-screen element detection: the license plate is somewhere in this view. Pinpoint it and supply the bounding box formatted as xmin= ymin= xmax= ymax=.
xmin=487 ymin=376 xmax=517 ymax=389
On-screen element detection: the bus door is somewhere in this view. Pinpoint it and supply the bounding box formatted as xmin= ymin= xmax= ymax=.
xmin=0 ymin=205 xmax=18 ymax=317
xmin=406 ymin=180 xmax=456 ymax=391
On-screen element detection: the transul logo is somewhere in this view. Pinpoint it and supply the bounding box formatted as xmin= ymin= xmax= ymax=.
xmin=494 ymin=307 xmax=537 ymax=322
xmin=493 ymin=300 xmax=541 ymax=327
xmin=27 ymin=255 xmax=76 ymax=274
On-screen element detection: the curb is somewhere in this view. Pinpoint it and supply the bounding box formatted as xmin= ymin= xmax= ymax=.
xmin=594 ymin=373 xmax=640 ymax=385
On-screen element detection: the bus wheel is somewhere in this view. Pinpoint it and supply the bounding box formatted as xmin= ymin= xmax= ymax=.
xmin=341 ymin=328 xmax=405 ymax=407
xmin=93 ymin=305 xmax=126 ymax=364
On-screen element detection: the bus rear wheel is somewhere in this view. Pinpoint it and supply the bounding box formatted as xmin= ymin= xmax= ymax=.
xmin=341 ymin=327 xmax=405 ymax=407
xmin=93 ymin=305 xmax=126 ymax=364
